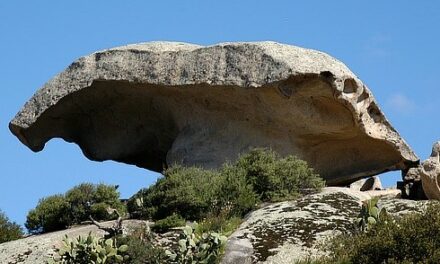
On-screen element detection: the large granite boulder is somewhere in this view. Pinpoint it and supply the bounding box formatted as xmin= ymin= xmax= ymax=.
xmin=222 ymin=187 xmax=428 ymax=264
xmin=9 ymin=41 xmax=418 ymax=185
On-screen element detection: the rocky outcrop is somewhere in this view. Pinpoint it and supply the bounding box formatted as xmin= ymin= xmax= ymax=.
xmin=0 ymin=220 xmax=146 ymax=264
xmin=404 ymin=142 xmax=440 ymax=200
xmin=9 ymin=41 xmax=418 ymax=185
xmin=222 ymin=187 xmax=427 ymax=264
xmin=0 ymin=189 xmax=428 ymax=264
xmin=349 ymin=176 xmax=382 ymax=191
xmin=420 ymin=142 xmax=440 ymax=199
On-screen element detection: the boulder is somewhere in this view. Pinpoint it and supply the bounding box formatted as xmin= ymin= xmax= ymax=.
xmin=0 ymin=220 xmax=146 ymax=264
xmin=349 ymin=176 xmax=382 ymax=191
xmin=406 ymin=141 xmax=440 ymax=200
xmin=222 ymin=187 xmax=426 ymax=264
xmin=9 ymin=41 xmax=418 ymax=185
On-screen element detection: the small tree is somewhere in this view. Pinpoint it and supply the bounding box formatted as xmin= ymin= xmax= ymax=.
xmin=25 ymin=194 xmax=70 ymax=234
xmin=0 ymin=209 xmax=23 ymax=243
xmin=26 ymin=183 xmax=126 ymax=234
xmin=66 ymin=183 xmax=125 ymax=223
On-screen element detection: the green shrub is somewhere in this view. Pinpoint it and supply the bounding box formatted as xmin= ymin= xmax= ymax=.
xmin=25 ymin=194 xmax=70 ymax=234
xmin=49 ymin=232 xmax=129 ymax=264
xmin=152 ymin=213 xmax=186 ymax=233
xmin=196 ymin=214 xmax=242 ymax=237
xmin=26 ymin=183 xmax=126 ymax=234
xmin=128 ymin=166 xmax=223 ymax=220
xmin=66 ymin=183 xmax=126 ymax=223
xmin=118 ymin=235 xmax=168 ymax=264
xmin=235 ymin=148 xmax=324 ymax=202
xmin=126 ymin=190 xmax=158 ymax=220
xmin=65 ymin=183 xmax=95 ymax=224
xmin=166 ymin=225 xmax=227 ymax=264
xmin=116 ymin=226 xmax=168 ymax=264
xmin=0 ymin=209 xmax=23 ymax=243
xmin=215 ymin=164 xmax=259 ymax=217
xmin=128 ymin=148 xmax=324 ymax=223
xmin=90 ymin=202 xmax=115 ymax=221
xmin=306 ymin=203 xmax=440 ymax=264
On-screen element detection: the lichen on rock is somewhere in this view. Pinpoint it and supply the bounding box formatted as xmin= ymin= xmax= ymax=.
xmin=222 ymin=187 xmax=428 ymax=264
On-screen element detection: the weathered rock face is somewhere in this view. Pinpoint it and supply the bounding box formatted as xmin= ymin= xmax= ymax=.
xmin=349 ymin=176 xmax=382 ymax=191
xmin=0 ymin=220 xmax=146 ymax=264
xmin=222 ymin=187 xmax=427 ymax=264
xmin=9 ymin=41 xmax=418 ymax=185
xmin=405 ymin=142 xmax=440 ymax=200
xmin=421 ymin=142 xmax=440 ymax=199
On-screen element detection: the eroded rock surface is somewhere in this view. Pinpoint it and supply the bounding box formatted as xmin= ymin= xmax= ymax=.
xmin=349 ymin=176 xmax=382 ymax=191
xmin=0 ymin=220 xmax=146 ymax=264
xmin=222 ymin=187 xmax=427 ymax=264
xmin=405 ymin=141 xmax=440 ymax=200
xmin=9 ymin=41 xmax=418 ymax=184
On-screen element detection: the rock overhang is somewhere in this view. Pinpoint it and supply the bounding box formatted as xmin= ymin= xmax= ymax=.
xmin=9 ymin=41 xmax=419 ymax=185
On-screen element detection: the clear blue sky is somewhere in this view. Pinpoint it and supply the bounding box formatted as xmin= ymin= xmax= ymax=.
xmin=1 ymin=1 xmax=439 ymax=227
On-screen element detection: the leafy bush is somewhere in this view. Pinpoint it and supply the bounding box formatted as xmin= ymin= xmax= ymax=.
xmin=236 ymin=148 xmax=324 ymax=202
xmin=128 ymin=166 xmax=223 ymax=220
xmin=305 ymin=203 xmax=440 ymax=264
xmin=0 ymin=209 xmax=23 ymax=243
xmin=151 ymin=213 xmax=186 ymax=233
xmin=66 ymin=183 xmax=126 ymax=222
xmin=166 ymin=225 xmax=227 ymax=264
xmin=128 ymin=148 xmax=324 ymax=222
xmin=49 ymin=232 xmax=129 ymax=264
xmin=116 ymin=225 xmax=168 ymax=264
xmin=65 ymin=183 xmax=95 ymax=224
xmin=196 ymin=214 xmax=242 ymax=237
xmin=214 ymin=164 xmax=259 ymax=217
xmin=126 ymin=190 xmax=157 ymax=220
xmin=25 ymin=194 xmax=70 ymax=234
xmin=26 ymin=183 xmax=126 ymax=234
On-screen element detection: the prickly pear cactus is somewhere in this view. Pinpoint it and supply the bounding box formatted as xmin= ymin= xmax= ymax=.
xmin=48 ymin=232 xmax=129 ymax=264
xmin=166 ymin=224 xmax=227 ymax=264
xmin=357 ymin=197 xmax=386 ymax=232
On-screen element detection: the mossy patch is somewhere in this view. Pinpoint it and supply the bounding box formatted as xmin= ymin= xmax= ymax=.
xmin=234 ymin=191 xmax=361 ymax=262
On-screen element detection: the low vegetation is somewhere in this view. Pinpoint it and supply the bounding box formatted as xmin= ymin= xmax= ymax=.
xmin=92 ymin=148 xmax=321 ymax=263
xmin=356 ymin=197 xmax=385 ymax=232
xmin=49 ymin=232 xmax=130 ymax=264
xmin=26 ymin=183 xmax=125 ymax=234
xmin=151 ymin=213 xmax=186 ymax=233
xmin=128 ymin=148 xmax=324 ymax=224
xmin=20 ymin=148 xmax=440 ymax=263
xmin=299 ymin=202 xmax=440 ymax=264
xmin=50 ymin=223 xmax=227 ymax=264
xmin=0 ymin=209 xmax=23 ymax=244
xmin=36 ymin=148 xmax=323 ymax=263
xmin=116 ymin=226 xmax=168 ymax=264
xmin=166 ymin=224 xmax=227 ymax=264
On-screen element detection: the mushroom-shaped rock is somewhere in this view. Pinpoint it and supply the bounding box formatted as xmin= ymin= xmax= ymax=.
xmin=9 ymin=41 xmax=418 ymax=185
